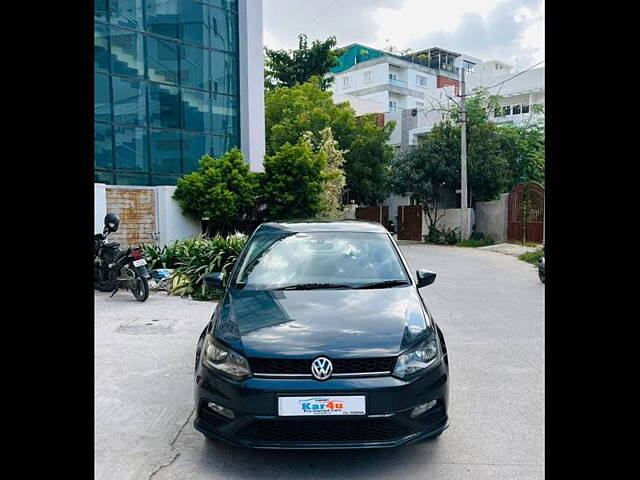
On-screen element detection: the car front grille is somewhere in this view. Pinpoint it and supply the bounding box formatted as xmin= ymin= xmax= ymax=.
xmin=248 ymin=357 xmax=396 ymax=376
xmin=237 ymin=418 xmax=411 ymax=443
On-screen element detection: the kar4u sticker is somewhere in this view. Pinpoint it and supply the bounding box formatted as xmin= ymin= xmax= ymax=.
xmin=299 ymin=397 xmax=345 ymax=412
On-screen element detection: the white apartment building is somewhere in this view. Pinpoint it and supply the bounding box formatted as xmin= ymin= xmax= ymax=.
xmin=327 ymin=44 xmax=480 ymax=151
xmin=328 ymin=44 xmax=544 ymax=152
xmin=467 ymin=60 xmax=545 ymax=126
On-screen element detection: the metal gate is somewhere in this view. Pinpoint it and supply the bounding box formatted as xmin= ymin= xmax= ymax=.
xmin=507 ymin=182 xmax=544 ymax=244
xmin=397 ymin=205 xmax=423 ymax=241
xmin=355 ymin=205 xmax=389 ymax=229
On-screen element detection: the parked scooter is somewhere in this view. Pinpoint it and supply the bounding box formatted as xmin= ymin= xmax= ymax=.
xmin=538 ymin=244 xmax=545 ymax=283
xmin=94 ymin=213 xmax=151 ymax=301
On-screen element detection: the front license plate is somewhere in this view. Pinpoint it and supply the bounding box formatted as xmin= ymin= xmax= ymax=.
xmin=278 ymin=395 xmax=366 ymax=416
xmin=133 ymin=259 xmax=147 ymax=267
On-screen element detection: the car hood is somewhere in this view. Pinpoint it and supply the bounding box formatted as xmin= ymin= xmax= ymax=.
xmin=213 ymin=287 xmax=432 ymax=358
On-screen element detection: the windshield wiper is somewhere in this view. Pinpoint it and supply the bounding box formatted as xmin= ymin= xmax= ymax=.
xmin=274 ymin=283 xmax=354 ymax=291
xmin=355 ymin=280 xmax=409 ymax=289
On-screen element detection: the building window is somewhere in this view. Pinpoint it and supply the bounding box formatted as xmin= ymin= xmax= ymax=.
xmin=522 ymin=104 xmax=530 ymax=114
xmin=342 ymin=76 xmax=350 ymax=88
xmin=363 ymin=71 xmax=371 ymax=83
xmin=512 ymin=104 xmax=521 ymax=115
xmin=389 ymin=73 xmax=397 ymax=81
xmin=502 ymin=105 xmax=511 ymax=116
xmin=416 ymin=75 xmax=429 ymax=87
xmin=463 ymin=60 xmax=475 ymax=74
xmin=389 ymin=101 xmax=397 ymax=112
xmin=494 ymin=108 xmax=502 ymax=117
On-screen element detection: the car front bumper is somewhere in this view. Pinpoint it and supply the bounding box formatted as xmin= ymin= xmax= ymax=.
xmin=193 ymin=354 xmax=449 ymax=449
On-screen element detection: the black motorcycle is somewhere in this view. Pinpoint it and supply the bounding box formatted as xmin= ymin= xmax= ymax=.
xmin=94 ymin=213 xmax=151 ymax=301
xmin=538 ymin=244 xmax=545 ymax=283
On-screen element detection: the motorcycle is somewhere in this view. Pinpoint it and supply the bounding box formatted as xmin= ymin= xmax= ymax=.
xmin=94 ymin=213 xmax=151 ymax=301
xmin=538 ymin=244 xmax=545 ymax=283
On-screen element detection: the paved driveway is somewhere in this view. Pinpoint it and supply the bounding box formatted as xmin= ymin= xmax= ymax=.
xmin=95 ymin=244 xmax=544 ymax=480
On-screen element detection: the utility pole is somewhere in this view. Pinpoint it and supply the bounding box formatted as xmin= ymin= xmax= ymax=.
xmin=460 ymin=66 xmax=469 ymax=240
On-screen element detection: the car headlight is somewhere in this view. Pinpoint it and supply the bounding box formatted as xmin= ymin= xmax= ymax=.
xmin=201 ymin=334 xmax=252 ymax=381
xmin=393 ymin=332 xmax=439 ymax=380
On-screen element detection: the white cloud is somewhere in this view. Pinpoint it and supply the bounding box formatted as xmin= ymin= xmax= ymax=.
xmin=263 ymin=0 xmax=544 ymax=67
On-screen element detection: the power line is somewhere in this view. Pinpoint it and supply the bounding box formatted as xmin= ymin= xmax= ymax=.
xmin=285 ymin=0 xmax=340 ymax=48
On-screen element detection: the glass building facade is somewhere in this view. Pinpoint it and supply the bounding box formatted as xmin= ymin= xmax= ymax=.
xmin=94 ymin=0 xmax=240 ymax=185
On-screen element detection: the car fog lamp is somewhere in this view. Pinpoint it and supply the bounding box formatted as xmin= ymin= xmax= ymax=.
xmin=410 ymin=399 xmax=438 ymax=418
xmin=207 ymin=401 xmax=235 ymax=419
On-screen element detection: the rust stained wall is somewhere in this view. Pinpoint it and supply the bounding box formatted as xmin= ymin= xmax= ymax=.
xmin=105 ymin=188 xmax=156 ymax=246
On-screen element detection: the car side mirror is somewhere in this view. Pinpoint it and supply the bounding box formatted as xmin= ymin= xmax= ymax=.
xmin=416 ymin=269 xmax=436 ymax=288
xmin=204 ymin=272 xmax=224 ymax=289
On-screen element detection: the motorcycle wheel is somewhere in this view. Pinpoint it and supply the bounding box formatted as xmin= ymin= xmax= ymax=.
xmin=538 ymin=266 xmax=545 ymax=283
xmin=130 ymin=275 xmax=149 ymax=302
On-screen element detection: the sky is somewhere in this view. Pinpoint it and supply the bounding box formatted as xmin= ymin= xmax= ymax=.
xmin=263 ymin=0 xmax=544 ymax=70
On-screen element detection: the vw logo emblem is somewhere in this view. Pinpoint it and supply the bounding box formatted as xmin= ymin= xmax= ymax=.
xmin=311 ymin=356 xmax=333 ymax=381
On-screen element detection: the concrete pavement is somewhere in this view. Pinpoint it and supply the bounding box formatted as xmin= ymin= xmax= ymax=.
xmin=94 ymin=243 xmax=544 ymax=480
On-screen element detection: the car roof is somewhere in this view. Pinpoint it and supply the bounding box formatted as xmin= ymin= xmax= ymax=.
xmin=258 ymin=219 xmax=389 ymax=234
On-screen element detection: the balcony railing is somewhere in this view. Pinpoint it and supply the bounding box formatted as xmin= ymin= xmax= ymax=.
xmin=388 ymin=78 xmax=407 ymax=87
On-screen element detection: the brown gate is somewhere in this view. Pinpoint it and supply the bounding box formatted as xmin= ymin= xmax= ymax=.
xmin=397 ymin=205 xmax=422 ymax=241
xmin=507 ymin=182 xmax=544 ymax=244
xmin=355 ymin=205 xmax=389 ymax=229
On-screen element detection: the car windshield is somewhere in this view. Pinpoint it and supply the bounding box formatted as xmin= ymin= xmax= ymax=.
xmin=233 ymin=230 xmax=410 ymax=290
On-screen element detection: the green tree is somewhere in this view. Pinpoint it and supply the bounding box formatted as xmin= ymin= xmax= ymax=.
xmin=302 ymin=127 xmax=347 ymax=219
xmin=173 ymin=148 xmax=257 ymax=235
xmin=497 ymin=122 xmax=545 ymax=189
xmin=265 ymin=34 xmax=339 ymax=91
xmin=265 ymin=78 xmax=395 ymax=205
xmin=261 ymin=141 xmax=326 ymax=220
xmin=390 ymin=121 xmax=460 ymax=232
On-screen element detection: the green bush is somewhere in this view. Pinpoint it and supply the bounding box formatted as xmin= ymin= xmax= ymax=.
xmin=172 ymin=148 xmax=258 ymax=236
xmin=519 ymin=248 xmax=544 ymax=265
xmin=424 ymin=226 xmax=459 ymax=245
xmin=142 ymin=234 xmax=248 ymax=300
xmin=456 ymin=238 xmax=495 ymax=247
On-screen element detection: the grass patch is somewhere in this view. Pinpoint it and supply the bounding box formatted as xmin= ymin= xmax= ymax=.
xmin=518 ymin=249 xmax=544 ymax=265
xmin=455 ymin=238 xmax=495 ymax=248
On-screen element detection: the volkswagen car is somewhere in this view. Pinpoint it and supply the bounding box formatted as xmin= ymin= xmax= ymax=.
xmin=193 ymin=220 xmax=450 ymax=449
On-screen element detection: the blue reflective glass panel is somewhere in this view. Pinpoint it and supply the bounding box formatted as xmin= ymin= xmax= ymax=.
xmin=209 ymin=8 xmax=237 ymax=52
xmin=110 ymin=27 xmax=145 ymax=79
xmin=116 ymin=173 xmax=150 ymax=185
xmin=180 ymin=0 xmax=210 ymax=46
xmin=145 ymin=0 xmax=179 ymax=39
xmin=109 ymin=0 xmax=144 ymax=29
xmin=180 ymin=43 xmax=210 ymax=90
xmin=150 ymin=174 xmax=182 ymax=186
xmin=151 ymin=130 xmax=182 ymax=174
xmin=211 ymin=135 xmax=238 ymax=158
xmin=182 ymin=88 xmax=211 ymax=132
xmin=182 ymin=131 xmax=207 ymax=173
xmin=148 ymin=83 xmax=181 ymax=129
xmin=112 ymin=76 xmax=147 ymax=125
xmin=115 ymin=126 xmax=149 ymax=172
xmin=95 ymin=74 xmax=112 ymax=122
xmin=211 ymin=93 xmax=238 ymax=136
xmin=95 ymin=0 xmax=108 ymax=21
xmin=146 ymin=35 xmax=180 ymax=85
xmin=95 ymin=123 xmax=114 ymax=170
xmin=95 ymin=23 xmax=110 ymax=73
xmin=211 ymin=51 xmax=238 ymax=96
xmin=95 ymin=170 xmax=115 ymax=184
